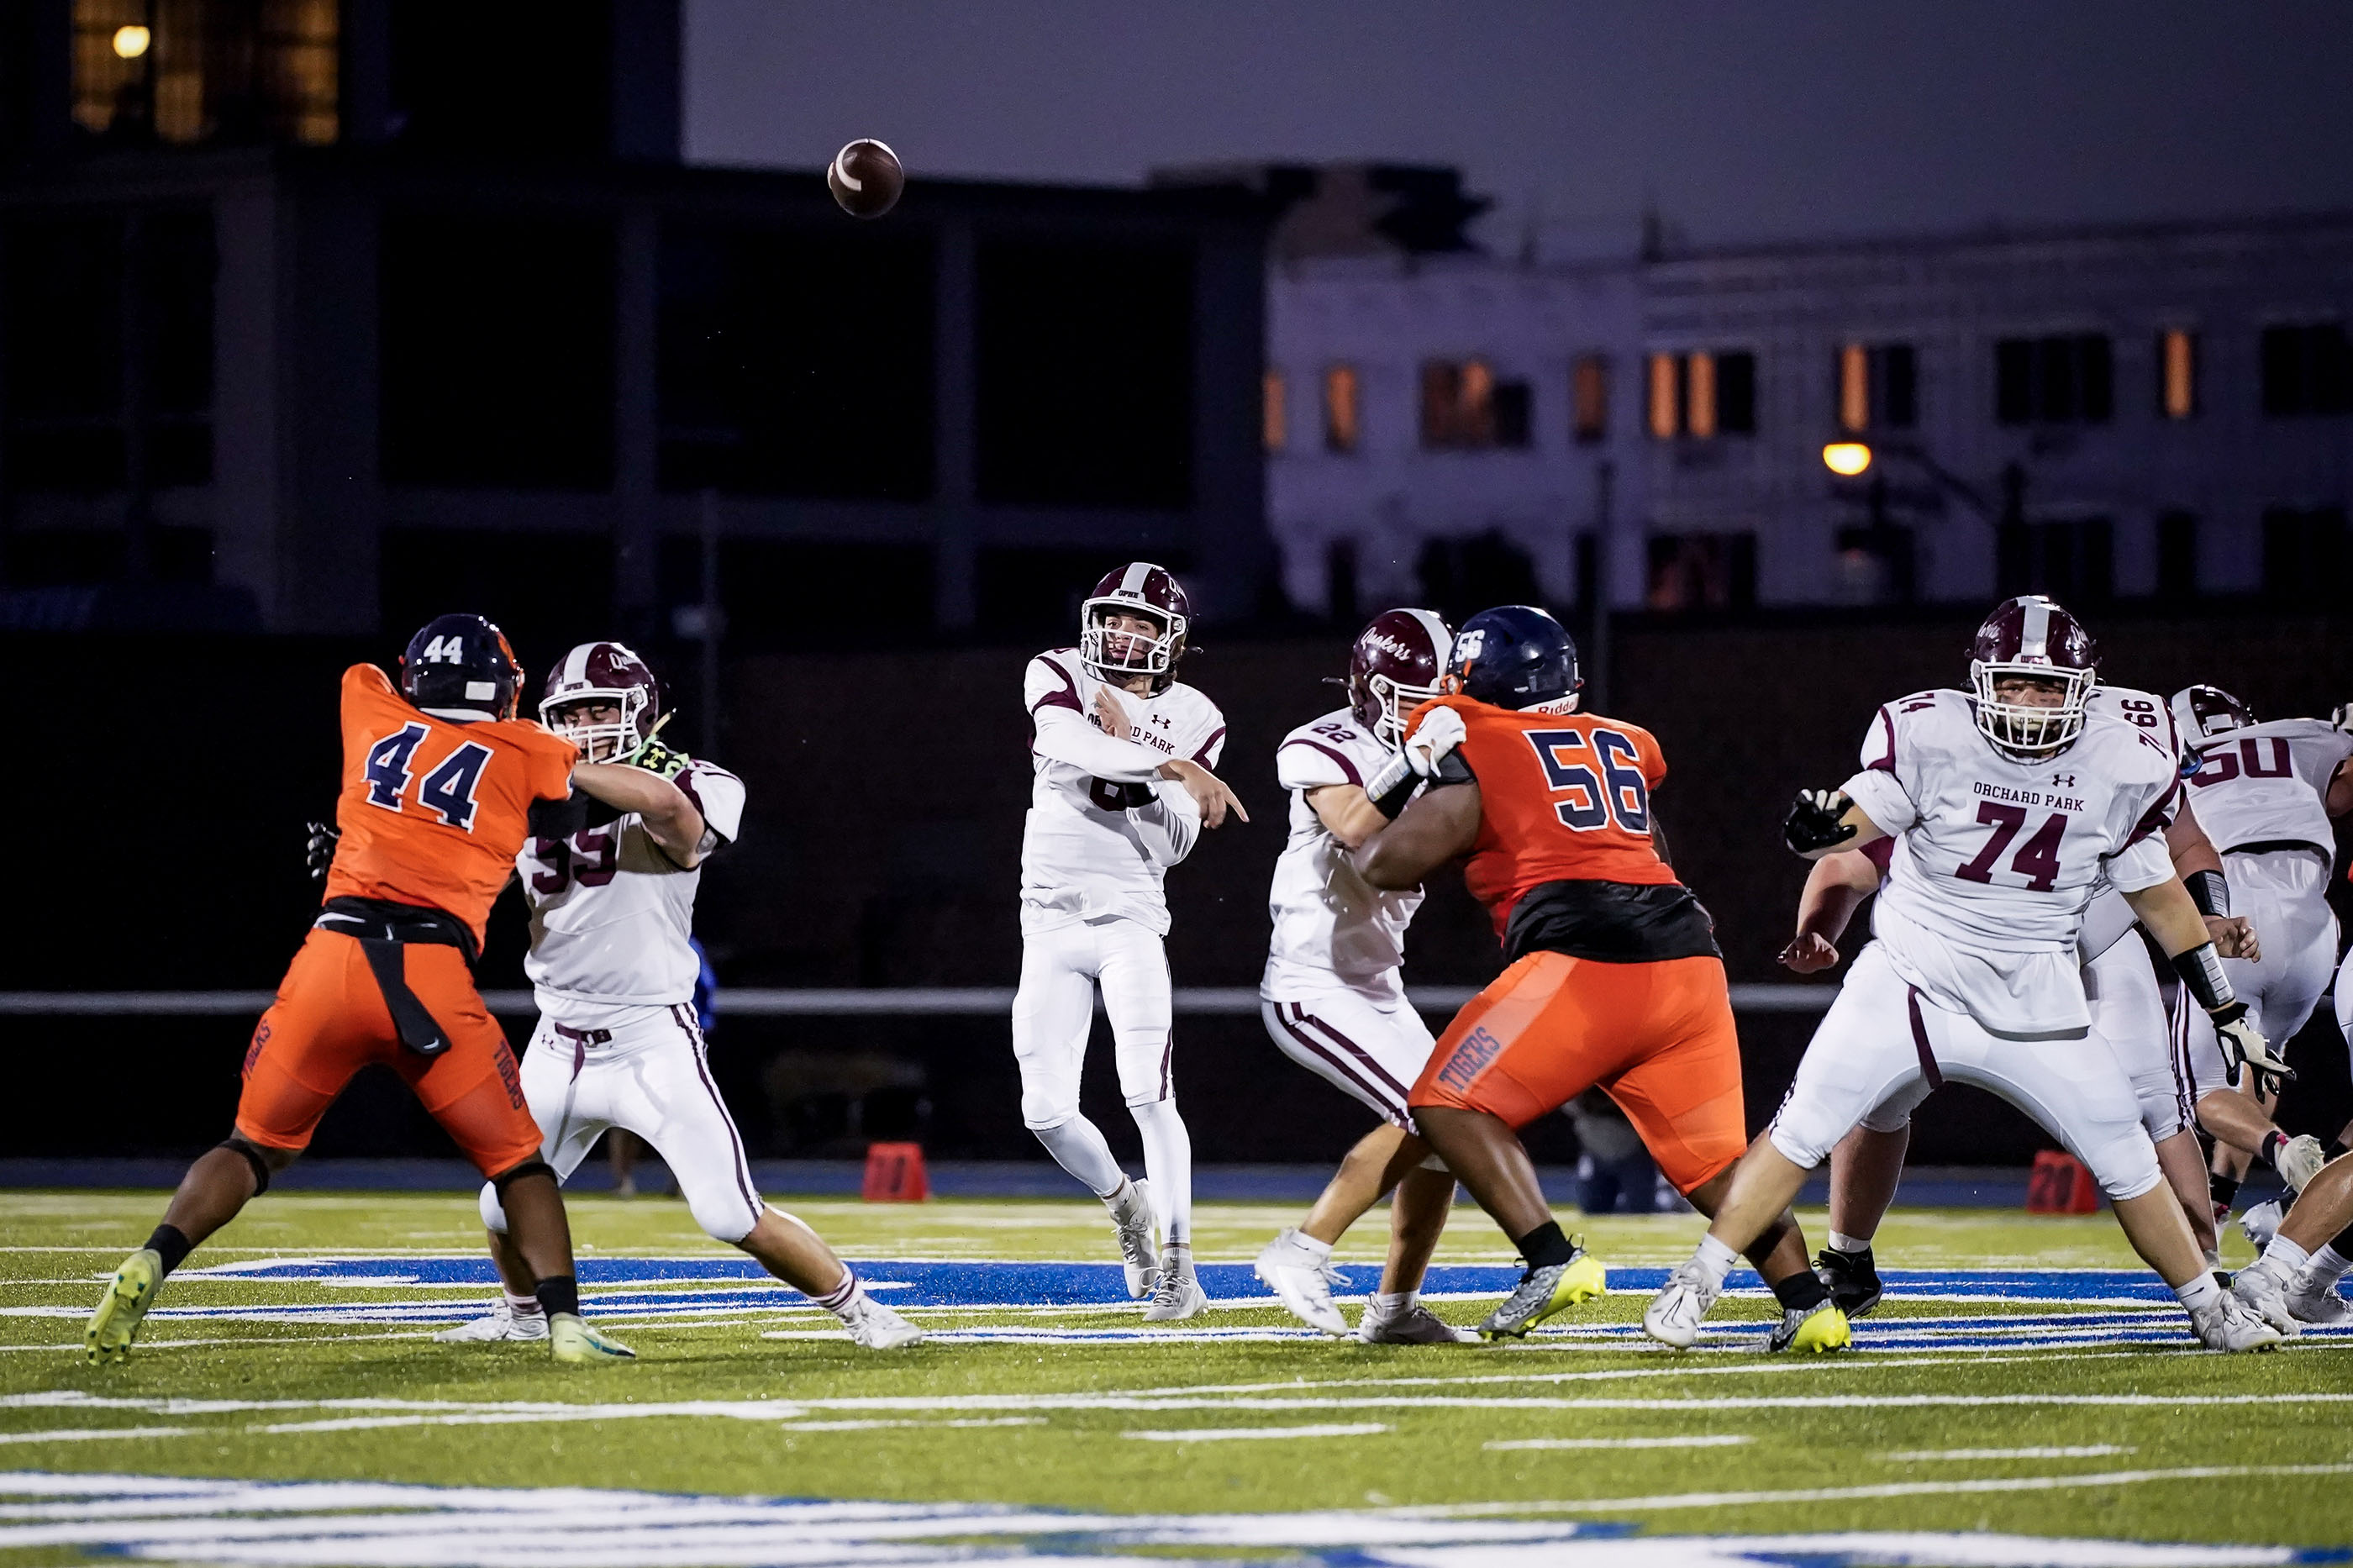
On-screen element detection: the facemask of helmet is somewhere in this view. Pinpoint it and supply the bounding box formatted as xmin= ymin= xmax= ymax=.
xmin=540 ymin=686 xmax=652 ymax=762
xmin=1968 ymin=660 xmax=2092 ymax=760
xmin=1081 ymin=605 xmax=1180 ymax=683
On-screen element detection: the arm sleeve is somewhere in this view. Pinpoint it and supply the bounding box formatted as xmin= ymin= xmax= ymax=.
xmin=1192 ymin=721 xmax=1228 ymax=768
xmin=2106 ymin=833 xmax=2177 ymax=894
xmin=1636 ymin=725 xmax=1666 ymax=788
xmin=1277 ymin=738 xmax=1359 ymax=791
xmin=679 ymin=766 xmax=747 ymax=848
xmin=1130 ymin=776 xmax=1203 ymax=867
xmin=529 ymin=734 xmax=578 ymax=801
xmin=1839 ymin=704 xmax=1919 ymax=838
xmin=1030 ymin=704 xmax=1168 ymax=783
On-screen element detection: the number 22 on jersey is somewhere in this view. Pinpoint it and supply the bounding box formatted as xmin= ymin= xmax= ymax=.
xmin=363 ymin=723 xmax=493 ymax=833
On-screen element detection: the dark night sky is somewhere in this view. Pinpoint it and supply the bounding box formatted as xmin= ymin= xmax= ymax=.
xmin=686 ymin=1 xmax=2353 ymax=253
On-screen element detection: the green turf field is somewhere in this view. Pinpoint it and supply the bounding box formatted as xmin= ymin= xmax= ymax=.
xmin=2 ymin=1189 xmax=2347 ymax=1565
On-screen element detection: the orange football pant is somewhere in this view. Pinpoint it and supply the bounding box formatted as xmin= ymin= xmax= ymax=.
xmin=1408 ymin=950 xmax=1748 ymax=1196
xmin=234 ymin=928 xmax=540 ymax=1177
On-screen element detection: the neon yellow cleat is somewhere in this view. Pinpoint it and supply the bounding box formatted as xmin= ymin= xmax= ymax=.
xmin=549 ymin=1313 xmax=636 ymax=1364
xmin=1771 ymin=1300 xmax=1853 ymax=1353
xmin=1479 ymin=1236 xmax=1608 ymax=1339
xmin=85 ymin=1248 xmax=164 ymax=1365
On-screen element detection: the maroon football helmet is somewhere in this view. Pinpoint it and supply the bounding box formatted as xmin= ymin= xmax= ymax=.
xmin=540 ymin=641 xmax=663 ymax=760
xmin=1967 ymin=595 xmax=2098 ymax=759
xmin=1346 ymin=608 xmax=1454 ymax=746
xmin=1081 ymin=562 xmax=1191 ymax=694
xmin=2171 ymin=684 xmax=2256 ymax=744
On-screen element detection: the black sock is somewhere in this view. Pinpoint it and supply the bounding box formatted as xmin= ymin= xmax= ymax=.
xmin=1771 ymin=1269 xmax=1831 ymax=1311
xmin=2210 ymin=1173 xmax=2241 ymax=1208
xmin=2329 ymin=1141 xmax=2350 ymax=1164
xmin=2330 ymin=1219 xmax=2353 ymax=1259
xmin=2256 ymin=1131 xmax=2287 ymax=1172
xmin=534 ymin=1276 xmax=580 ymax=1318
xmin=145 ymin=1225 xmax=192 ymax=1276
xmin=1515 ymin=1221 xmax=1575 ymax=1270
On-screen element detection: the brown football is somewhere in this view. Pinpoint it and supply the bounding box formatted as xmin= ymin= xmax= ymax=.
xmin=828 ymin=139 xmax=903 ymax=219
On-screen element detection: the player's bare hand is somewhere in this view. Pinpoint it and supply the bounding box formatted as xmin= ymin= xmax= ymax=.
xmin=1777 ymin=931 xmax=1840 ymax=974
xmin=1161 ymin=757 xmax=1248 ymax=828
xmin=1092 ymin=687 xmax=1135 ymax=741
xmin=2206 ymin=914 xmax=2260 ymax=963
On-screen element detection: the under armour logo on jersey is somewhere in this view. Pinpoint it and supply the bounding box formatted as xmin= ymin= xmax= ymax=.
xmin=2050 ymin=771 xmax=2076 ymax=788
xmin=1151 ymin=713 xmax=1172 ymax=729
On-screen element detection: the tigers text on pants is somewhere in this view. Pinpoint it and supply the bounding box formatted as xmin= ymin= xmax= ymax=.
xmin=477 ymin=1002 xmax=763 ymax=1244
xmin=1012 ymin=916 xmax=1176 ymax=1125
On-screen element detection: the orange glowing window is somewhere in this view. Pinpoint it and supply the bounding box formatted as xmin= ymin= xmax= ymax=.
xmin=1263 ymin=369 xmax=1287 ymax=451
xmin=2161 ymin=329 xmax=2197 ymax=419
xmin=1685 ymin=351 xmax=1717 ymax=439
xmin=1572 ymin=355 xmax=1608 ymax=443
xmin=1647 ymin=353 xmax=1678 ymax=438
xmin=1323 ymin=364 xmax=1360 ymax=452
xmin=1839 ymin=344 xmax=1870 ymax=434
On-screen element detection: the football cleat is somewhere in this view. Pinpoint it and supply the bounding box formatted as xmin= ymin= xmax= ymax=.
xmin=1767 ymin=1301 xmax=1854 ymax=1354
xmin=1813 ymin=1245 xmax=1882 ymax=1318
xmin=2283 ymin=1275 xmax=2353 ymax=1326
xmin=2277 ymin=1135 xmax=2326 ymax=1194
xmin=2190 ymin=1292 xmax=2283 ymax=1352
xmin=434 ymin=1302 xmax=549 ymax=1343
xmin=1254 ymin=1230 xmax=1349 ymax=1335
xmin=84 ymin=1249 xmax=164 ymax=1365
xmin=1479 ymin=1239 xmax=1607 ymax=1339
xmin=2236 ymin=1200 xmax=2283 ymax=1253
xmin=1142 ymin=1260 xmax=1208 ymax=1323
xmin=1358 ymin=1302 xmax=1477 ymax=1344
xmin=840 ymin=1295 xmax=924 ymax=1350
xmin=2229 ymin=1264 xmax=2301 ymax=1335
xmin=1642 ymin=1257 xmax=1722 ymax=1350
xmin=1110 ymin=1180 xmax=1160 ymax=1299
xmin=548 ymin=1313 xmax=636 ymax=1363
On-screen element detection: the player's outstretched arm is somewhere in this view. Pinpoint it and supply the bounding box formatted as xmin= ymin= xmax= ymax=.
xmin=1779 ymin=849 xmax=1880 ymax=973
xmin=573 ymin=762 xmax=708 ymax=866
xmin=1354 ymin=781 xmax=1480 ymax=890
xmin=1782 ymin=788 xmax=1888 ymax=860
xmin=2166 ymin=802 xmax=2258 ymax=961
xmin=1158 ymin=756 xmax=1248 ymax=829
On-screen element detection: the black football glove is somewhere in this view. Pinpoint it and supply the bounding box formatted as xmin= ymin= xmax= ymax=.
xmin=617 ymin=734 xmax=691 ymax=781
xmin=304 ymin=819 xmax=340 ymax=881
xmin=1782 ymin=788 xmax=1859 ymax=856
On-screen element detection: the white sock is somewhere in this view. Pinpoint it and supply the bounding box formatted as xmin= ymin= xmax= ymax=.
xmin=1128 ymin=1099 xmax=1193 ymax=1244
xmin=2176 ymin=1271 xmax=2223 ymax=1312
xmin=1034 ymin=1116 xmax=1127 ymax=1199
xmin=1693 ymin=1234 xmax=1740 ymax=1290
xmin=1370 ymin=1289 xmax=1416 ymax=1317
xmin=2310 ymin=1244 xmax=2353 ymax=1284
xmin=1161 ymin=1239 xmax=1196 ymax=1281
xmin=1829 ymin=1231 xmax=1873 ymax=1255
xmin=2202 ymin=1248 xmax=2222 ymax=1272
xmin=502 ymin=1287 xmax=543 ymax=1319
xmin=812 ymin=1265 xmax=862 ymax=1318
xmin=1285 ymin=1229 xmax=1334 ymax=1264
xmin=2261 ymin=1235 xmax=2313 ymax=1276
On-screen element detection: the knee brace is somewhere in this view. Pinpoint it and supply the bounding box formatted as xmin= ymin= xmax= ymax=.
xmin=476 ymin=1181 xmax=509 ymax=1235
xmin=218 ymin=1137 xmax=274 ymax=1197
xmin=491 ymin=1158 xmax=555 ymax=1193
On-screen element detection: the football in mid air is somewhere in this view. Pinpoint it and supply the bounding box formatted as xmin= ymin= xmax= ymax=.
xmin=828 ymin=139 xmax=903 ymax=218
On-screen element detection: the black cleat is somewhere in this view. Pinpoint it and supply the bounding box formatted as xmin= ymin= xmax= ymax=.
xmin=1814 ymin=1246 xmax=1882 ymax=1319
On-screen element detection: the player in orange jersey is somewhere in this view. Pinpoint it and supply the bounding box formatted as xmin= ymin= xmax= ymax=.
xmin=85 ymin=614 xmax=634 ymax=1365
xmin=1350 ymin=606 xmax=1839 ymax=1348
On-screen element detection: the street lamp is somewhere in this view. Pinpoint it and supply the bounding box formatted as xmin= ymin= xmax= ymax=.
xmin=112 ymin=24 xmax=150 ymax=56
xmin=1821 ymin=441 xmax=1872 ymax=477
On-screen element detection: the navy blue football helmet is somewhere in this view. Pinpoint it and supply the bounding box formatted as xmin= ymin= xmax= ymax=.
xmin=1448 ymin=605 xmax=1582 ymax=711
xmin=401 ymin=613 xmax=523 ymax=721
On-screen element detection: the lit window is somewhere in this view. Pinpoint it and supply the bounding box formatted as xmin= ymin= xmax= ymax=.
xmin=1647 ymin=353 xmax=1678 ymax=439
xmin=1839 ymin=345 xmax=1870 ymax=434
xmin=71 ymin=0 xmax=339 ymax=145
xmin=1460 ymin=359 xmax=1495 ymax=445
xmin=1323 ymin=365 xmax=1359 ymax=453
xmin=2160 ymin=329 xmax=2197 ymax=419
xmin=1572 ymin=355 xmax=1608 ymax=443
xmin=1262 ymin=368 xmax=1287 ymax=452
xmin=1686 ymin=351 xmax=1717 ymax=439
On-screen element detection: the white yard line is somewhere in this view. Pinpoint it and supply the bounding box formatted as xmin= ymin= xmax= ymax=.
xmin=1484 ymin=1435 xmax=1756 ymax=1450
xmin=1122 ymin=1423 xmax=1389 ymax=1442
xmin=1887 ymin=1446 xmax=2136 ymax=1460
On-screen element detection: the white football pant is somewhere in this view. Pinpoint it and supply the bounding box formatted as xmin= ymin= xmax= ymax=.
xmin=1771 ymin=941 xmax=2162 ymax=1202
xmin=479 ymin=1003 xmax=765 ymax=1244
xmin=2081 ymin=932 xmax=2187 ymax=1142
xmin=1261 ymin=988 xmax=1436 ymax=1132
xmin=2183 ymin=850 xmax=2340 ymax=1099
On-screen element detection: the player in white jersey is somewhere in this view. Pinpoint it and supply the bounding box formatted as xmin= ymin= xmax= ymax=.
xmin=1251 ymin=609 xmax=1473 ymax=1344
xmin=1645 ymin=597 xmax=2281 ymax=1351
xmin=1014 ymin=564 xmax=1247 ymax=1322
xmin=437 ymin=643 xmax=920 ymax=1351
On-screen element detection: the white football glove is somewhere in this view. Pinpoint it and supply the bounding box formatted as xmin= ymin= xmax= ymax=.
xmin=2331 ymin=702 xmax=2353 ymax=737
xmin=1402 ymin=707 xmax=1467 ymax=778
xmin=2213 ymin=1003 xmax=2293 ymax=1097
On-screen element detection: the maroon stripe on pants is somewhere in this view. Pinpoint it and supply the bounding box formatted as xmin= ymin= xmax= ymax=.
xmin=675 ymin=1003 xmax=761 ymax=1229
xmin=1275 ymin=1004 xmax=1409 ymax=1125
xmin=1292 ymin=1006 xmax=1413 ymax=1102
xmin=1906 ymin=987 xmax=1945 ymax=1091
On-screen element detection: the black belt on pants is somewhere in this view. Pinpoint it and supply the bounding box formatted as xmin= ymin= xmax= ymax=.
xmin=313 ymin=896 xmax=478 ymax=1058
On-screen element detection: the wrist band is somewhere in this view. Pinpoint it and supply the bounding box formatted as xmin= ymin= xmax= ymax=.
xmin=2184 ymin=869 xmax=2229 ymax=918
xmin=2170 ymin=941 xmax=2235 ymax=1012
xmin=1366 ymin=753 xmax=1419 ymax=819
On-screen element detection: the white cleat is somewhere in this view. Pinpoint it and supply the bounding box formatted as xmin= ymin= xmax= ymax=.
xmin=2237 ymin=1200 xmax=2283 ymax=1253
xmin=840 ymin=1294 xmax=924 ymax=1350
xmin=433 ymin=1302 xmax=549 ymax=1343
xmin=2276 ymin=1135 xmax=2326 ymax=1195
xmin=2284 ymin=1275 xmax=2353 ymax=1326
xmin=1357 ymin=1302 xmax=1477 ymax=1344
xmin=2229 ymin=1264 xmax=2301 ymax=1335
xmin=2192 ymin=1291 xmax=2284 ymax=1352
xmin=1109 ymin=1180 xmax=1160 ymax=1299
xmin=1254 ymin=1230 xmax=1348 ymax=1335
xmin=1642 ymin=1258 xmax=1721 ymax=1350
xmin=1143 ymin=1260 xmax=1208 ymax=1323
